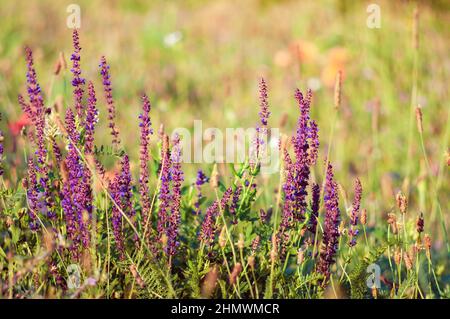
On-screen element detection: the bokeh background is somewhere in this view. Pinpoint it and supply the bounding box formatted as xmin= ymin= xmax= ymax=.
xmin=0 ymin=1 xmax=448 ymax=248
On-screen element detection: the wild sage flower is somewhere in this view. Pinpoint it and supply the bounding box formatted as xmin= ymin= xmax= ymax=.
xmin=255 ymin=77 xmax=271 ymax=159
xmin=348 ymin=178 xmax=362 ymax=247
xmin=278 ymin=148 xmax=295 ymax=257
xmin=308 ymin=183 xmax=321 ymax=239
xmin=109 ymin=154 xmax=134 ymax=259
xmin=194 ymin=170 xmax=208 ymax=215
xmin=139 ymin=94 xmax=153 ymax=228
xmin=157 ymin=134 xmax=171 ymax=239
xmin=199 ymin=187 xmax=232 ymax=246
xmin=25 ymin=158 xmax=39 ymax=231
xmin=84 ymin=81 xmax=98 ymax=155
xmin=25 ymin=47 xmax=46 ymax=168
xmin=416 ymin=212 xmax=424 ymax=234
xmin=99 ymin=56 xmax=120 ymax=148
xmin=167 ymin=134 xmax=184 ymax=256
xmin=291 ymin=89 xmax=313 ymax=222
xmin=229 ymin=186 xmax=242 ymax=224
xmin=317 ymin=163 xmax=341 ymax=279
xmin=70 ymin=29 xmax=86 ymax=121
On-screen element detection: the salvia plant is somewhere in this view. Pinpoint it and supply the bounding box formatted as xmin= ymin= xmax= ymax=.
xmin=0 ymin=30 xmax=447 ymax=299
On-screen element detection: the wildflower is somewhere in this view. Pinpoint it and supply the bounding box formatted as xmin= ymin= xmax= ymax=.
xmin=278 ymin=148 xmax=295 ymax=257
xmin=157 ymin=134 xmax=171 ymax=239
xmin=84 ymin=81 xmax=98 ymax=155
xmin=415 ymin=105 xmax=423 ymax=133
xmin=404 ymin=252 xmax=413 ymax=270
xmin=24 ymin=47 xmax=46 ymax=167
xmin=291 ymin=89 xmax=314 ymax=222
xmin=251 ymin=235 xmax=260 ymax=254
xmin=139 ymin=94 xmax=153 ymax=228
xmin=424 ymin=234 xmax=431 ymax=259
xmin=229 ymin=186 xmax=242 ymax=224
xmin=255 ymin=77 xmax=270 ymax=159
xmin=396 ymin=191 xmax=407 ymax=214
xmin=201 ymin=265 xmax=219 ymax=298
xmin=308 ymin=183 xmax=320 ymax=238
xmin=70 ymin=29 xmax=86 ymax=122
xmin=394 ymin=248 xmax=402 ymax=266
xmin=361 ymin=208 xmax=367 ymax=226
xmin=166 ymin=134 xmax=184 ymax=256
xmin=109 ymin=154 xmax=134 ymax=259
xmin=334 ymin=70 xmax=342 ymax=109
xmin=99 ymin=56 xmax=120 ymax=148
xmin=237 ymin=233 xmax=245 ymax=250
xmin=348 ymin=178 xmax=362 ymax=247
xmin=387 ymin=213 xmax=398 ymax=234
xmin=199 ymin=188 xmax=232 ymax=246
xmin=317 ymin=163 xmax=341 ymax=279
xmin=218 ymin=226 xmax=227 ymax=248
xmin=193 ymin=170 xmax=208 ymax=215
xmin=229 ymin=263 xmax=242 ymax=285
xmin=25 ymin=158 xmax=40 ymax=231
xmin=297 ymin=249 xmax=305 ymax=265
xmin=416 ymin=212 xmax=424 ymax=234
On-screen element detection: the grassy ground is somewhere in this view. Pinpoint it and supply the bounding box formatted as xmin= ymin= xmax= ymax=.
xmin=0 ymin=0 xmax=448 ymax=298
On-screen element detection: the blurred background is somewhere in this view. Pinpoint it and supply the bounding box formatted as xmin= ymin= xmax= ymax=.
xmin=0 ymin=0 xmax=448 ymax=242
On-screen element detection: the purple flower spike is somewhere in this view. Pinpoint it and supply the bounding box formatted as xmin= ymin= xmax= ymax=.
xmin=157 ymin=134 xmax=171 ymax=240
xmin=70 ymin=29 xmax=86 ymax=122
xmin=291 ymin=89 xmax=313 ymax=222
xmin=109 ymin=154 xmax=134 ymax=260
xmin=229 ymin=186 xmax=242 ymax=224
xmin=85 ymin=81 xmax=98 ymax=155
xmin=166 ymin=134 xmax=184 ymax=256
xmin=348 ymin=178 xmax=362 ymax=247
xmin=255 ymin=77 xmax=271 ymax=159
xmin=194 ymin=170 xmax=208 ymax=215
xmin=258 ymin=77 xmax=270 ymax=127
xmin=25 ymin=47 xmax=46 ymax=168
xmin=25 ymin=158 xmax=39 ymax=231
xmin=317 ymin=163 xmax=341 ymax=280
xmin=99 ymin=56 xmax=120 ymax=148
xmin=308 ymin=183 xmax=321 ymax=239
xmin=139 ymin=94 xmax=153 ymax=230
xmin=199 ymin=187 xmax=232 ymax=246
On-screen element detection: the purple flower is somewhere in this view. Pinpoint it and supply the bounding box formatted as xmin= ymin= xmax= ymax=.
xmin=348 ymin=178 xmax=362 ymax=247
xmin=51 ymin=137 xmax=62 ymax=163
xmin=278 ymin=148 xmax=295 ymax=258
xmin=109 ymin=154 xmax=134 ymax=260
xmin=308 ymin=120 xmax=319 ymax=166
xmin=194 ymin=170 xmax=208 ymax=215
xmin=139 ymin=94 xmax=153 ymax=229
xmin=317 ymin=163 xmax=341 ymax=279
xmin=199 ymin=187 xmax=232 ymax=246
xmin=70 ymin=29 xmax=86 ymax=122
xmin=157 ymin=134 xmax=171 ymax=240
xmin=291 ymin=89 xmax=313 ymax=222
xmin=65 ymin=108 xmax=79 ymax=144
xmin=258 ymin=77 xmax=270 ymax=127
xmin=84 ymin=81 xmax=98 ymax=155
xmin=99 ymin=56 xmax=120 ymax=148
xmin=255 ymin=77 xmax=271 ymax=159
xmin=229 ymin=186 xmax=242 ymax=224
xmin=24 ymin=47 xmax=46 ymax=168
xmin=308 ymin=183 xmax=321 ymax=239
xmin=166 ymin=134 xmax=184 ymax=256
xmin=25 ymin=158 xmax=39 ymax=231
